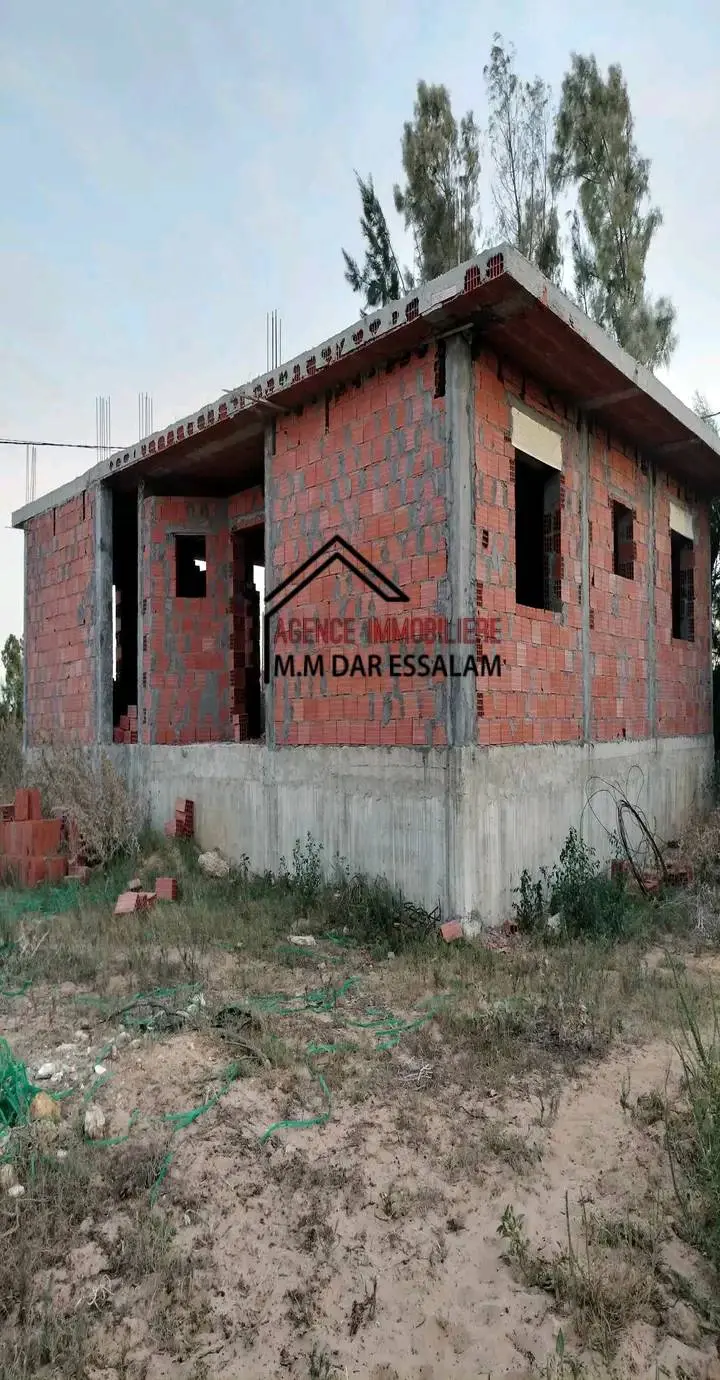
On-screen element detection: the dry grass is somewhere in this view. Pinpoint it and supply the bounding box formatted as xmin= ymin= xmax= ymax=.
xmin=498 ymin=1196 xmax=665 ymax=1360
xmin=1 ymin=825 xmax=719 ymax=1376
xmin=28 ymin=745 xmax=140 ymax=866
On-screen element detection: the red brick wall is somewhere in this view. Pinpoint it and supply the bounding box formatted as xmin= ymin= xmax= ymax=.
xmin=25 ymin=492 xmax=95 ymax=746
xmin=588 ymin=434 xmax=651 ymax=742
xmin=474 ymin=348 xmax=711 ymax=745
xmin=655 ymin=472 xmax=711 ymax=737
xmin=141 ymin=497 xmax=232 ymax=745
xmin=229 ymin=484 xmax=264 ymax=528
xmin=268 ymin=350 xmax=448 ymax=747
xmin=475 ymin=355 xmax=583 ymax=746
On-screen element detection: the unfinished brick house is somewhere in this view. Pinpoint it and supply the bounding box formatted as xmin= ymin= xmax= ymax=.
xmin=12 ymin=245 xmax=719 ymax=924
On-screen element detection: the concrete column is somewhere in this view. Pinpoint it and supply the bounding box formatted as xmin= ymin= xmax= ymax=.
xmin=137 ymin=481 xmax=146 ymax=744
xmin=444 ymin=331 xmax=476 ymax=748
xmin=647 ymin=463 xmax=657 ymax=737
xmin=443 ymin=330 xmax=476 ymax=924
xmin=263 ymin=425 xmax=275 ymax=751
xmin=93 ymin=483 xmax=113 ymax=745
xmin=579 ymin=418 xmax=592 ymax=743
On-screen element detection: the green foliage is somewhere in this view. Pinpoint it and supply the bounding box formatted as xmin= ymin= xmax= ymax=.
xmin=0 ymin=717 xmax=23 ymax=798
xmin=484 ymin=34 xmax=561 ymax=280
xmin=513 ymin=828 xmax=638 ymax=942
xmin=278 ymin=835 xmax=435 ymax=953
xmin=282 ymin=833 xmax=325 ymax=908
xmin=342 ymin=172 xmax=409 ymax=311
xmin=513 ymin=869 xmax=545 ymax=933
xmin=666 ymin=981 xmax=720 ymax=1273
xmin=326 ymin=863 xmax=436 ymax=954
xmin=550 ymin=54 xmax=675 ymax=370
xmin=0 ymin=634 xmax=23 ymax=725
xmin=394 ymin=80 xmax=481 ymax=283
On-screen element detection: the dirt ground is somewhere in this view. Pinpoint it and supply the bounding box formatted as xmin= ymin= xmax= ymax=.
xmin=2 ymin=850 xmax=720 ymax=1379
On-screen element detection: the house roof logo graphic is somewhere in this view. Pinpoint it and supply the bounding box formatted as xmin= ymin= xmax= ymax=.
xmin=262 ymin=535 xmax=410 ymax=683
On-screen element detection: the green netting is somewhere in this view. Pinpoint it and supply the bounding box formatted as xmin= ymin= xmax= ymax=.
xmin=258 ymin=1070 xmax=332 ymax=1145
xmin=0 ymin=1038 xmax=41 ymax=1138
xmin=253 ymin=984 xmax=451 ymax=1141
xmin=149 ymin=1060 xmax=242 ymax=1202
xmin=0 ymin=882 xmax=86 ymax=922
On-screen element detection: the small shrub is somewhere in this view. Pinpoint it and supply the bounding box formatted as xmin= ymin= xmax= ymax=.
xmin=513 ymin=868 xmax=545 ymax=932
xmin=29 ymin=746 xmax=140 ymax=866
xmin=326 ymin=869 xmax=436 ymax=953
xmin=284 ymin=834 xmax=324 ymax=907
xmin=512 ymin=828 xmax=639 ymax=943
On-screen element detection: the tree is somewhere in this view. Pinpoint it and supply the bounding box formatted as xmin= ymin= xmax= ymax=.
xmin=484 ymin=35 xmax=561 ymax=281
xmin=393 ymin=81 xmax=481 ymax=283
xmin=550 ymin=54 xmax=676 ymax=370
xmin=342 ymin=173 xmax=409 ymax=312
xmin=0 ymin=634 xmax=23 ymax=724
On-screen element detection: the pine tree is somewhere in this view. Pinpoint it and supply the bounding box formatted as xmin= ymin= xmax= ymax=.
xmin=0 ymin=634 xmax=23 ymax=724
xmin=393 ymin=81 xmax=481 ymax=283
xmin=484 ymin=35 xmax=561 ymax=281
xmin=550 ymin=54 xmax=676 ymax=370
xmin=342 ymin=173 xmax=408 ymax=312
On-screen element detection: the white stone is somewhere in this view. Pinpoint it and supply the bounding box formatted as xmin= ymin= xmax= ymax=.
xmin=7 ymin=1184 xmax=25 ymax=1198
xmin=36 ymin=1062 xmax=55 ymax=1080
xmin=197 ymin=850 xmax=230 ymax=879
xmin=0 ymin=1163 xmax=17 ymax=1192
xmin=84 ymin=1105 xmax=107 ymax=1141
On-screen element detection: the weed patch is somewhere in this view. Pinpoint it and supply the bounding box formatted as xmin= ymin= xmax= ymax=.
xmin=513 ymin=828 xmax=649 ymax=943
xmin=665 ymin=980 xmax=720 ymax=1272
xmin=498 ymin=1196 xmax=663 ymax=1359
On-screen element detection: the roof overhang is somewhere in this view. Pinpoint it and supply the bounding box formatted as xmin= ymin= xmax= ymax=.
xmin=13 ymin=242 xmax=720 ymax=528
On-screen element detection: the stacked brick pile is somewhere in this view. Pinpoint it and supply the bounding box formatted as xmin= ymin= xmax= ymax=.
xmin=115 ymin=888 xmax=156 ymax=913
xmin=164 ymin=798 xmax=195 ymax=839
xmin=0 ymin=788 xmax=68 ymax=887
xmin=115 ymin=875 xmax=178 ymax=913
xmin=113 ymin=705 xmax=138 ymax=744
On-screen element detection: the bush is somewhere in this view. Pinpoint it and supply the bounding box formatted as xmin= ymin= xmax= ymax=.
xmin=0 ymin=718 xmax=23 ymax=800
xmin=326 ymin=865 xmax=437 ymax=953
xmin=29 ymin=746 xmax=140 ymax=866
xmin=513 ymin=828 xmax=637 ymax=943
xmin=280 ymin=833 xmax=325 ymax=908
xmin=279 ymin=835 xmax=437 ymax=953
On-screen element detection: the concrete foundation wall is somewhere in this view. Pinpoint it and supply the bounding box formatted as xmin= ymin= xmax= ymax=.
xmin=110 ymin=732 xmax=712 ymax=927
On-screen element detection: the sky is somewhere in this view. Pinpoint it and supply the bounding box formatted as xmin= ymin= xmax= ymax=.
xmin=1 ymin=0 xmax=719 ymax=657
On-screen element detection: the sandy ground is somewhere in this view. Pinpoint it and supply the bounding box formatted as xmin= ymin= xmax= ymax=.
xmin=3 ymin=941 xmax=720 ymax=1380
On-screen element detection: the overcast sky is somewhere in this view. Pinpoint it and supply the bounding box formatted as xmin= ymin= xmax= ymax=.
xmin=1 ymin=0 xmax=719 ymax=655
